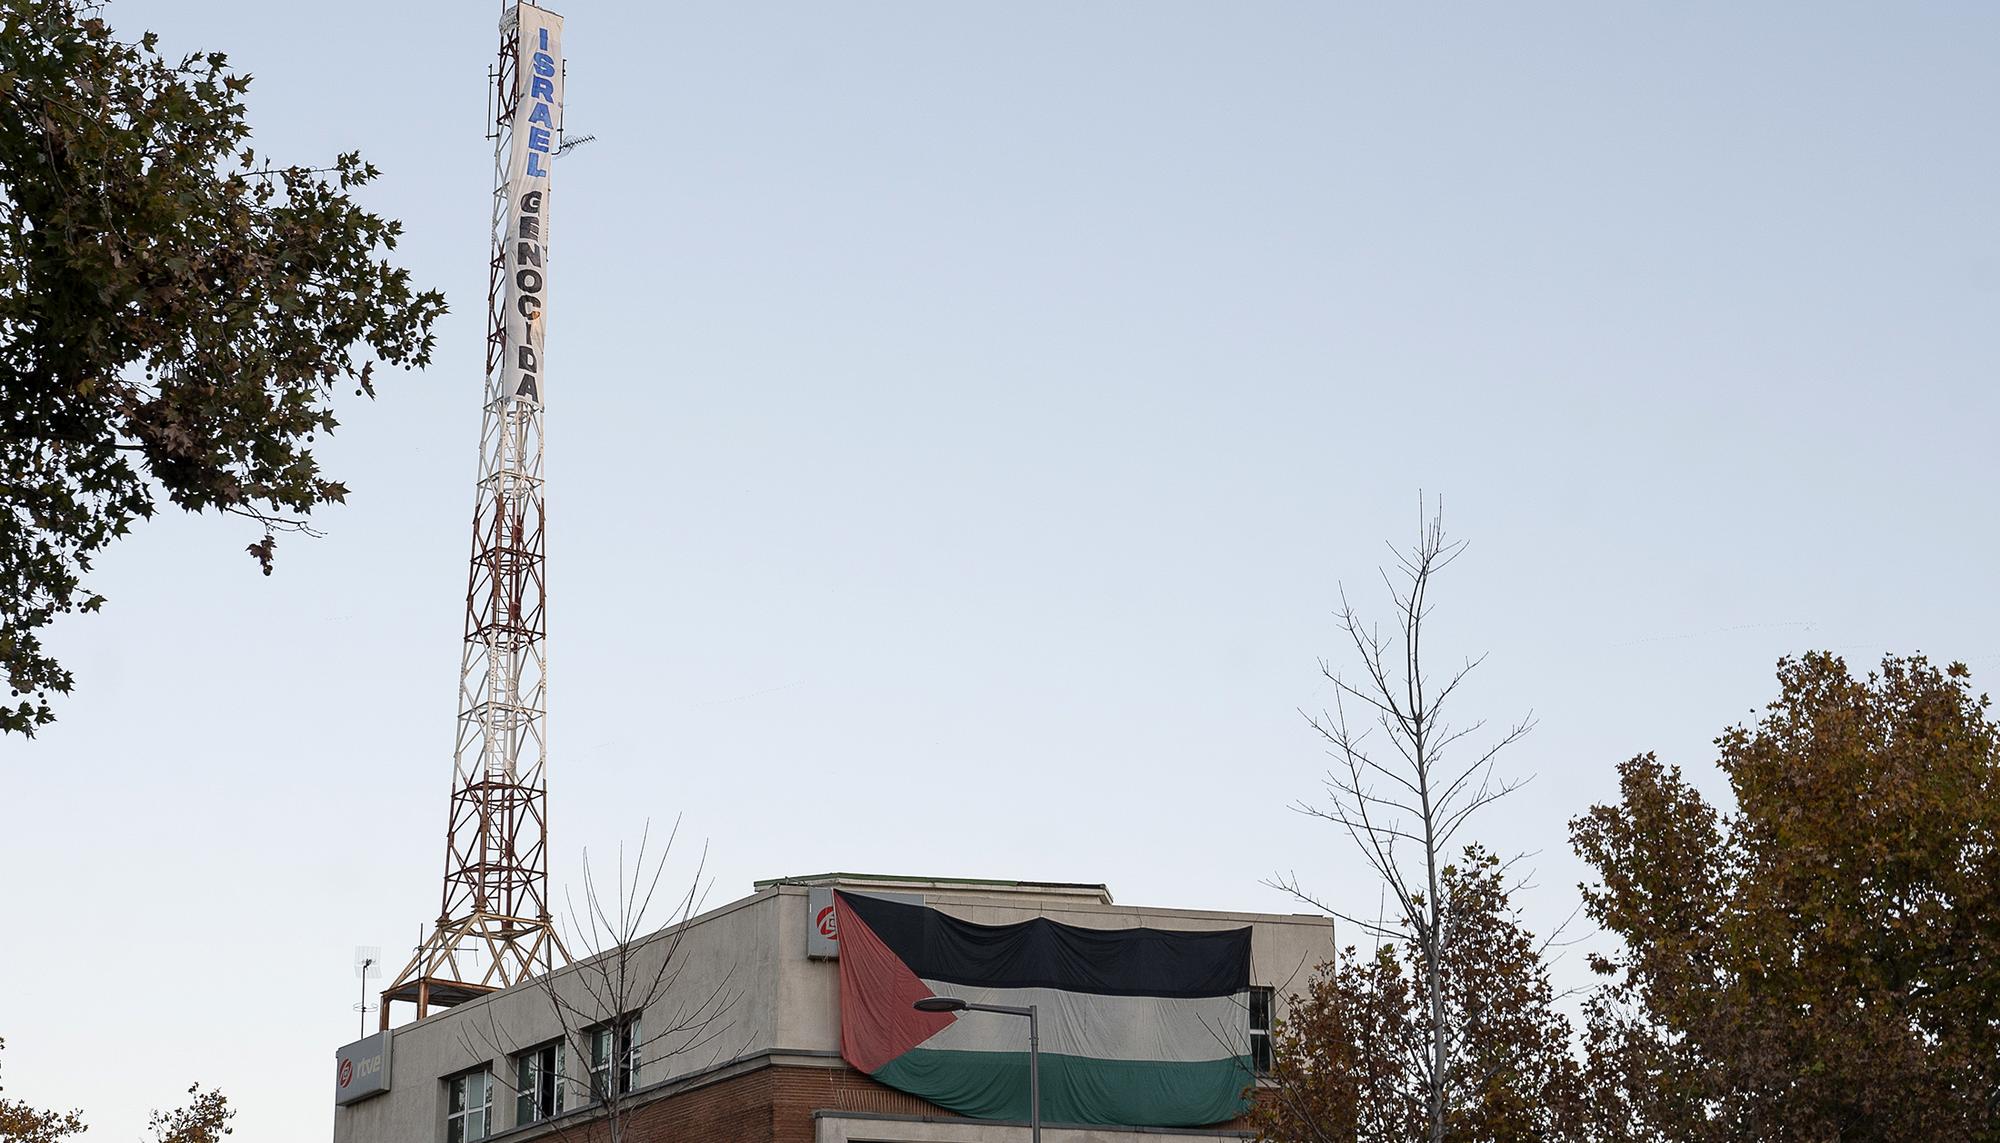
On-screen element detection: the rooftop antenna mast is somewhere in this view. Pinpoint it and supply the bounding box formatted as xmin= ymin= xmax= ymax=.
xmin=383 ymin=0 xmax=571 ymax=1027
xmin=353 ymin=947 xmax=380 ymax=1038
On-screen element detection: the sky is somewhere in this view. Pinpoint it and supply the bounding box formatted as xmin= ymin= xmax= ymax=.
xmin=2 ymin=1 xmax=1997 ymax=1137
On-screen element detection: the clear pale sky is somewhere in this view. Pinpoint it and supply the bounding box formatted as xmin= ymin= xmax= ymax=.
xmin=2 ymin=1 xmax=1995 ymax=1137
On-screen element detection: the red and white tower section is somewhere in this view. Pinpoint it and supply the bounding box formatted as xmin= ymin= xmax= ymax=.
xmin=384 ymin=1 xmax=569 ymax=1027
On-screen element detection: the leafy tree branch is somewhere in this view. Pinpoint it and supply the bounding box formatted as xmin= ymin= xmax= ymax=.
xmin=0 ymin=0 xmax=446 ymax=735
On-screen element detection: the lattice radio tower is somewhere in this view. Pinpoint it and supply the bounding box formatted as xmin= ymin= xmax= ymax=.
xmin=383 ymin=0 xmax=571 ymax=1028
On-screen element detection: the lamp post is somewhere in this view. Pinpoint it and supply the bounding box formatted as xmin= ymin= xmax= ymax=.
xmin=914 ymin=996 xmax=1040 ymax=1143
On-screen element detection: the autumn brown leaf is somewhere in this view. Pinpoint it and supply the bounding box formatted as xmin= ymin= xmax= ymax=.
xmin=1572 ymin=653 xmax=2000 ymax=1143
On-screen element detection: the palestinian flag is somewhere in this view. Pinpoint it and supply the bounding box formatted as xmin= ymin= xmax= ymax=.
xmin=835 ymin=890 xmax=1254 ymax=1127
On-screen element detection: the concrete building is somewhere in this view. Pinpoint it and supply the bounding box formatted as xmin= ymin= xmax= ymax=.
xmin=331 ymin=874 xmax=1335 ymax=1143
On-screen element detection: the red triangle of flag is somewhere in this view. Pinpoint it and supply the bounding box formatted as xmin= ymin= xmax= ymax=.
xmin=836 ymin=890 xmax=958 ymax=1073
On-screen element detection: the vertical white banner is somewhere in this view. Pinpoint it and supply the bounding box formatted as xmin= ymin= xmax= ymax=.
xmin=503 ymin=4 xmax=563 ymax=405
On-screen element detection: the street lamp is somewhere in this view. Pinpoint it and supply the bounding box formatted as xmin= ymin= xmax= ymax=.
xmin=914 ymin=996 xmax=1040 ymax=1143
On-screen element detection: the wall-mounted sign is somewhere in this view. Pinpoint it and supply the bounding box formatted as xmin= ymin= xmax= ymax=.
xmin=806 ymin=886 xmax=922 ymax=959
xmin=334 ymin=1031 xmax=392 ymax=1106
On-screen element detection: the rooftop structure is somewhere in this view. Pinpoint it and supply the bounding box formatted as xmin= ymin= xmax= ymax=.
xmin=333 ymin=875 xmax=1334 ymax=1143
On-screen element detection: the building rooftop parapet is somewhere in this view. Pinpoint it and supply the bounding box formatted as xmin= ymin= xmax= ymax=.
xmin=756 ymin=871 xmax=1116 ymax=905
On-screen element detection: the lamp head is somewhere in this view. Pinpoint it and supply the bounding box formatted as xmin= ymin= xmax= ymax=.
xmin=913 ymin=996 xmax=968 ymax=1013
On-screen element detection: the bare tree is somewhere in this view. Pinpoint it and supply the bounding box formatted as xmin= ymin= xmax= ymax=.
xmin=460 ymin=818 xmax=744 ymax=1143
xmin=1269 ymin=500 xmax=1535 ymax=1143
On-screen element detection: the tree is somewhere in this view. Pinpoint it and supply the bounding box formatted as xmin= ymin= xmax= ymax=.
xmin=0 ymin=0 xmax=446 ymax=735
xmin=2 ymin=1036 xmax=231 ymax=1143
xmin=0 ymin=1037 xmax=84 ymax=1143
xmin=460 ymin=820 xmax=744 ymax=1142
xmin=1257 ymin=847 xmax=1585 ymax=1143
xmin=1572 ymin=653 xmax=2000 ymax=1142
xmin=1269 ymin=502 xmax=1544 ymax=1143
xmin=147 ymin=1087 xmax=231 ymax=1143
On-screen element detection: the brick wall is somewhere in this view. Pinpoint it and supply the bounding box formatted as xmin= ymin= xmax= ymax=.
xmin=771 ymin=1063 xmax=959 ymax=1143
xmin=537 ymin=1060 xmax=946 ymax=1143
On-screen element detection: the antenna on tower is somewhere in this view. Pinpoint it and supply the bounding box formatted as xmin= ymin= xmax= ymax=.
xmin=380 ymin=0 xmax=572 ymax=1029
xmin=353 ymin=947 xmax=380 ymax=1038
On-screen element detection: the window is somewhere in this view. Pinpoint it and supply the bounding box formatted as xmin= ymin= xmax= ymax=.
xmin=1249 ymin=986 xmax=1275 ymax=1075
xmin=445 ymin=1068 xmax=492 ymax=1143
xmin=515 ymin=1039 xmax=565 ymax=1125
xmin=589 ymin=1015 xmax=641 ymax=1099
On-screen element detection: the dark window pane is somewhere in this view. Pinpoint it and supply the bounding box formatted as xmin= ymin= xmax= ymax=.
xmin=1250 ymin=987 xmax=1273 ymax=1030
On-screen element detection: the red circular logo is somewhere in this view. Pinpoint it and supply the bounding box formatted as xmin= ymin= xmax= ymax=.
xmin=816 ymin=904 xmax=840 ymax=941
xmin=339 ymin=1058 xmax=354 ymax=1088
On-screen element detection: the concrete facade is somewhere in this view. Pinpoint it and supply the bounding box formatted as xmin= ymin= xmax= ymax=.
xmin=330 ymin=875 xmax=1335 ymax=1143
